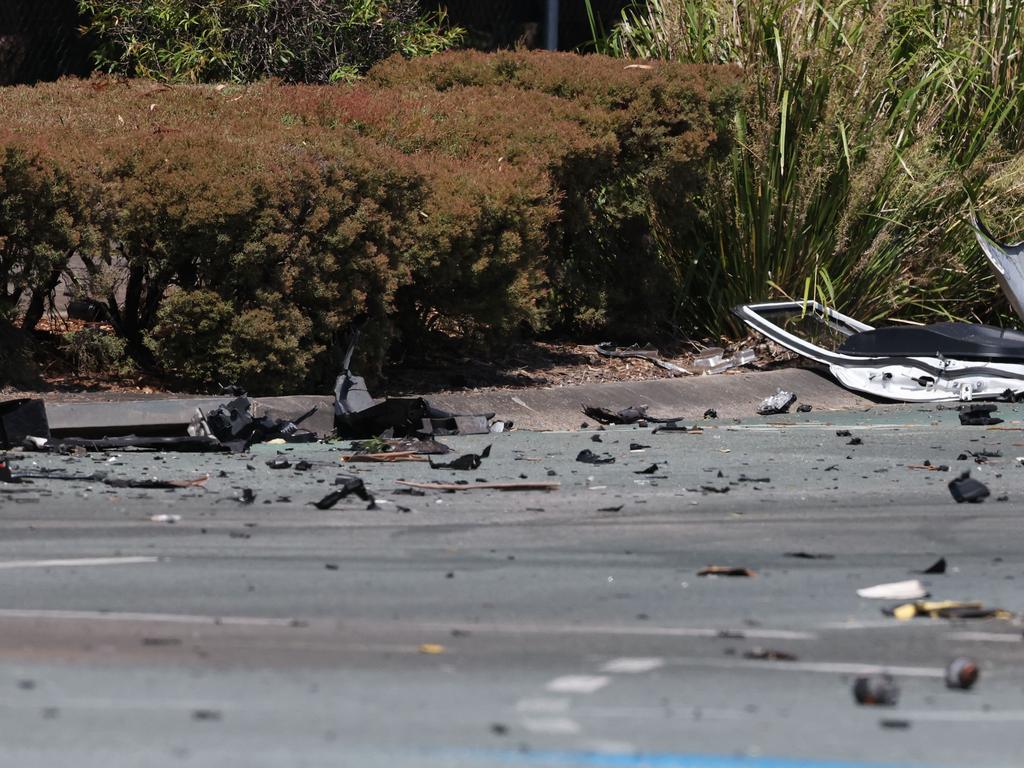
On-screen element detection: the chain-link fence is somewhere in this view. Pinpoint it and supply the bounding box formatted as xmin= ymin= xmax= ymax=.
xmin=0 ymin=0 xmax=92 ymax=85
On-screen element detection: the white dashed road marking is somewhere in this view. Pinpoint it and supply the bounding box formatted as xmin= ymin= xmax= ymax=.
xmin=521 ymin=717 xmax=582 ymax=735
xmin=0 ymin=556 xmax=159 ymax=570
xmin=601 ymin=657 xmax=664 ymax=674
xmin=545 ymin=675 xmax=610 ymax=694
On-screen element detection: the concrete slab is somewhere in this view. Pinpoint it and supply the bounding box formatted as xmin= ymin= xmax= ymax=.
xmin=39 ymin=367 xmax=872 ymax=436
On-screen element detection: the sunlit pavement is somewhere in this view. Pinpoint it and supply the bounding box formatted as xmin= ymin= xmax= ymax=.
xmin=0 ymin=402 xmax=1021 ymax=767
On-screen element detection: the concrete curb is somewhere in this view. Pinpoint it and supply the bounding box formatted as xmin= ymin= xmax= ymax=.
xmin=39 ymin=367 xmax=871 ymax=436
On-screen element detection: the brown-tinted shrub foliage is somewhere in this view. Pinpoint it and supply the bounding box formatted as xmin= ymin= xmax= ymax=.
xmin=0 ymin=52 xmax=739 ymax=392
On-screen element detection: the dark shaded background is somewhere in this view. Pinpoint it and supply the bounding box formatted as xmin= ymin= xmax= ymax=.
xmin=0 ymin=1 xmax=630 ymax=85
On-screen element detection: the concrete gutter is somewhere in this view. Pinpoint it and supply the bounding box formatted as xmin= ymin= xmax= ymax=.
xmin=39 ymin=367 xmax=872 ymax=436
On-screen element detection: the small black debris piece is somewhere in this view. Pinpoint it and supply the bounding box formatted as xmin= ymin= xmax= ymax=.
xmin=847 ymin=437 xmax=863 ymax=446
xmin=959 ymin=403 xmax=1003 ymax=426
xmin=294 ymin=460 xmax=313 ymax=471
xmin=700 ymin=485 xmax=730 ymax=494
xmin=738 ymin=475 xmax=771 ymax=483
xmin=698 ymin=566 xmax=755 ymax=577
xmin=956 ymin=453 xmax=968 ymax=461
xmin=784 ymin=552 xmax=835 ymax=560
xmin=191 ymin=709 xmax=223 ymax=722
xmin=635 ymin=464 xmax=660 ymax=475
xmin=703 ymin=409 xmax=718 ymax=420
xmin=853 ymin=674 xmax=899 ymax=706
xmin=141 ymin=637 xmax=182 ymax=647
xmin=796 ymin=404 xmax=813 ymax=413
xmin=239 ymin=488 xmax=255 ymax=504
xmin=742 ymin=648 xmax=798 ymax=661
xmin=429 ymin=445 xmax=492 ymax=471
xmin=576 ymin=449 xmax=615 ymax=465
xmin=998 ymin=389 xmax=1024 ymax=402
xmin=836 ymin=430 xmax=852 ymax=437
xmin=879 ymin=719 xmax=911 ymax=730
xmin=583 ymin=405 xmax=647 ymax=425
xmin=919 ymin=557 xmax=947 ymax=575
xmin=590 ymin=434 xmax=603 ymax=443
xmin=629 ymin=443 xmax=650 ymax=451
xmin=325 ymin=563 xmax=339 ymax=571
xmin=598 ymin=504 xmax=624 ymax=512
xmin=945 ymin=657 xmax=980 ymax=690
xmin=948 ymin=471 xmax=990 ymax=503
xmin=312 ymin=475 xmax=375 ymax=509
xmin=490 ymin=723 xmax=509 ymax=736
xmin=652 ymin=422 xmax=700 ymax=434
xmin=756 ymin=389 xmax=796 ymax=416
xmin=266 ymin=458 xmax=291 ymax=470
xmin=582 ymin=404 xmax=686 ymax=425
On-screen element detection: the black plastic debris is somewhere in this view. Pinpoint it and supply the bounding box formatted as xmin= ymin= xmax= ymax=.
xmin=738 ymin=474 xmax=770 ymax=483
xmin=853 ymin=675 xmax=899 ymax=706
xmin=313 ymin=475 xmax=375 ymax=509
xmin=0 ymin=399 xmax=50 ymax=449
xmin=959 ymin=403 xmax=1003 ymax=426
xmin=743 ymin=648 xmax=797 ymax=661
xmin=796 ymin=404 xmax=813 ymax=413
xmin=351 ymin=438 xmax=451 ymax=456
xmin=836 ymin=430 xmax=852 ymax=437
xmin=582 ymin=405 xmax=685 ymax=426
xmin=703 ymin=408 xmax=718 ymax=419
xmin=698 ymin=565 xmax=754 ymax=577
xmin=757 ymin=389 xmax=796 ymax=416
xmin=294 ymin=460 xmax=313 ymax=471
xmin=598 ymin=504 xmax=624 ymax=512
xmin=634 ymin=464 xmax=660 ymax=475
xmin=629 ymin=443 xmax=650 ymax=451
xmin=919 ymin=557 xmax=947 ymax=575
xmin=429 ymin=445 xmax=492 ymax=471
xmin=948 ymin=471 xmax=990 ymax=503
xmin=576 ymin=449 xmax=615 ymax=465
xmin=590 ymin=434 xmax=603 ymax=443
xmin=651 ymin=422 xmax=701 ymax=434
xmin=266 ymin=458 xmax=291 ymax=470
xmin=197 ymin=395 xmax=317 ymax=452
xmin=848 ymin=437 xmax=863 ymax=446
xmin=945 ymin=657 xmax=980 ymax=689
xmin=784 ymin=551 xmax=835 ymax=560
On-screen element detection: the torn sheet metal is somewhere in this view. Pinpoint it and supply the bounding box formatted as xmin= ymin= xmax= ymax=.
xmin=736 ymin=215 xmax=1024 ymax=403
xmin=332 ymin=331 xmax=495 ymax=438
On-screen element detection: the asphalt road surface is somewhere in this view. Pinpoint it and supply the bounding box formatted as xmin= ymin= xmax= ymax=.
xmin=1 ymin=403 xmax=1023 ymax=767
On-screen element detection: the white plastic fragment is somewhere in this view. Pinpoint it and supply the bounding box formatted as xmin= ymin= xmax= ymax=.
xmin=856 ymin=579 xmax=928 ymax=600
xmin=149 ymin=514 xmax=182 ymax=524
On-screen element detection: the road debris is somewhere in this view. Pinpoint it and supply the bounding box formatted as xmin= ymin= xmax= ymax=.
xmin=149 ymin=513 xmax=182 ymax=523
xmin=582 ymin=405 xmax=685 ymax=425
xmin=576 ymin=449 xmax=615 ymax=465
xmin=945 ymin=657 xmax=980 ymax=690
xmin=651 ymin=423 xmax=702 ymax=435
xmin=784 ymin=552 xmax=835 ymax=560
xmin=756 ymin=389 xmax=796 ymax=416
xmin=313 ymin=476 xmax=376 ymax=509
xmin=698 ymin=566 xmax=756 ymax=577
xmin=948 ymin=471 xmax=990 ymax=503
xmin=959 ymin=404 xmax=1003 ymax=426
xmin=429 ymin=445 xmax=492 ymax=470
xmin=857 ymin=579 xmax=928 ymax=600
xmin=394 ymin=480 xmax=559 ymax=492
xmin=796 ymin=404 xmax=813 ymax=413
xmin=0 ymin=398 xmax=50 ymax=449
xmin=703 ymin=408 xmax=718 ymax=419
xmin=594 ymin=342 xmax=690 ymax=375
xmin=918 ymin=557 xmax=947 ymax=575
xmin=853 ymin=674 xmax=900 ymax=706
xmin=885 ymin=600 xmax=1013 ymax=621
xmin=742 ymin=648 xmax=798 ymax=661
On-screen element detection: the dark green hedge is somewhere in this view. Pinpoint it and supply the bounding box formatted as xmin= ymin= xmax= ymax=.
xmin=0 ymin=51 xmax=740 ymax=392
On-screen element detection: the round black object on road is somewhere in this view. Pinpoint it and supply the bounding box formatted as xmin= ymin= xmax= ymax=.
xmin=945 ymin=657 xmax=980 ymax=690
xmin=853 ymin=674 xmax=899 ymax=706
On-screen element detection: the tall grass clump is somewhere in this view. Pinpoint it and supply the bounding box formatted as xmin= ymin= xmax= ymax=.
xmin=589 ymin=0 xmax=1024 ymax=334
